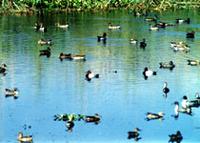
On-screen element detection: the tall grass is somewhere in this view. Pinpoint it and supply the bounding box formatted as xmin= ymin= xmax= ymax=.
xmin=1 ymin=0 xmax=200 ymax=14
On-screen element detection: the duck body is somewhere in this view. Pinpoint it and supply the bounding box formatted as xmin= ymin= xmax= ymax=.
xmin=35 ymin=23 xmax=47 ymax=32
xmin=127 ymin=128 xmax=141 ymax=141
xmin=187 ymin=59 xmax=200 ymax=66
xmin=186 ymin=31 xmax=195 ymax=38
xmin=59 ymin=53 xmax=72 ymax=61
xmin=56 ymin=23 xmax=69 ymax=28
xmin=85 ymin=70 xmax=99 ymax=81
xmin=174 ymin=100 xmax=192 ymax=117
xmin=145 ymin=112 xmax=164 ymax=121
xmin=5 ymin=88 xmax=19 ymax=99
xmin=17 ymin=132 xmax=33 ymax=143
xmin=176 ymin=18 xmax=190 ymax=24
xmin=170 ymin=41 xmax=190 ymax=52
xmin=163 ymin=82 xmax=170 ymax=96
xmin=139 ymin=39 xmax=147 ymax=48
xmin=149 ymin=25 xmax=159 ymax=31
xmin=168 ymin=131 xmax=183 ymax=143
xmin=38 ymin=39 xmax=52 ymax=45
xmin=108 ymin=23 xmax=121 ymax=30
xmin=39 ymin=47 xmax=51 ymax=57
xmin=84 ymin=114 xmax=101 ymax=124
xmin=0 ymin=64 xmax=7 ymax=74
xmin=143 ymin=67 xmax=157 ymax=80
xmin=97 ymin=32 xmax=107 ymax=43
xmin=130 ymin=39 xmax=138 ymax=44
xmin=160 ymin=61 xmax=175 ymax=70
xmin=65 ymin=121 xmax=75 ymax=132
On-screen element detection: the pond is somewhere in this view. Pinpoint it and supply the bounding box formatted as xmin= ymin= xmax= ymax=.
xmin=0 ymin=9 xmax=200 ymax=143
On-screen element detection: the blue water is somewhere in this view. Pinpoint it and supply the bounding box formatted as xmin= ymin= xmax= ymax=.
xmin=0 ymin=9 xmax=200 ymax=142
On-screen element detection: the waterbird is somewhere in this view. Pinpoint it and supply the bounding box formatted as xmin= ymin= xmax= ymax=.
xmin=56 ymin=22 xmax=69 ymax=28
xmin=65 ymin=121 xmax=74 ymax=132
xmin=143 ymin=67 xmax=157 ymax=80
xmin=176 ymin=18 xmax=190 ymax=24
xmin=187 ymin=59 xmax=200 ymax=66
xmin=108 ymin=23 xmax=121 ymax=30
xmin=35 ymin=22 xmax=47 ymax=32
xmin=168 ymin=131 xmax=183 ymax=143
xmin=84 ymin=113 xmax=101 ymax=124
xmin=170 ymin=41 xmax=190 ymax=53
xmin=0 ymin=64 xmax=7 ymax=74
xmin=159 ymin=61 xmax=175 ymax=70
xmin=145 ymin=112 xmax=164 ymax=121
xmin=5 ymin=88 xmax=19 ymax=99
xmin=37 ymin=38 xmax=52 ymax=45
xmin=163 ymin=82 xmax=170 ymax=97
xmin=59 ymin=53 xmax=72 ymax=61
xmin=186 ymin=31 xmax=195 ymax=39
xmin=97 ymin=32 xmax=107 ymax=43
xmin=173 ymin=101 xmax=192 ymax=118
xmin=139 ymin=39 xmax=147 ymax=49
xmin=127 ymin=128 xmax=141 ymax=141
xmin=39 ymin=47 xmax=51 ymax=57
xmin=85 ymin=70 xmax=99 ymax=81
xmin=130 ymin=38 xmax=138 ymax=44
xmin=54 ymin=113 xmax=85 ymax=122
xmin=17 ymin=132 xmax=33 ymax=143
xmin=149 ymin=24 xmax=159 ymax=31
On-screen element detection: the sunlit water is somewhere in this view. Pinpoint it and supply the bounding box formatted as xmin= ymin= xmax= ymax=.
xmin=0 ymin=9 xmax=200 ymax=142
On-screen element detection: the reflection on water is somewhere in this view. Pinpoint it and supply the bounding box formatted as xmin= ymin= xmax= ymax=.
xmin=0 ymin=9 xmax=200 ymax=142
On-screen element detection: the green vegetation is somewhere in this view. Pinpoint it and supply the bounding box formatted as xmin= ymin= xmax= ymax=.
xmin=1 ymin=0 xmax=200 ymax=14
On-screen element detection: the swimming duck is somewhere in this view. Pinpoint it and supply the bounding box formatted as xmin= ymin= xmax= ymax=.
xmin=5 ymin=88 xmax=19 ymax=99
xmin=176 ymin=18 xmax=190 ymax=24
xmin=56 ymin=22 xmax=69 ymax=28
xmin=97 ymin=32 xmax=107 ymax=43
xmin=189 ymin=93 xmax=200 ymax=108
xmin=168 ymin=131 xmax=183 ymax=143
xmin=84 ymin=113 xmax=101 ymax=124
xmin=170 ymin=41 xmax=190 ymax=53
xmin=59 ymin=53 xmax=72 ymax=61
xmin=145 ymin=112 xmax=164 ymax=121
xmin=187 ymin=59 xmax=200 ymax=66
xmin=163 ymin=82 xmax=170 ymax=96
xmin=38 ymin=38 xmax=52 ymax=45
xmin=0 ymin=64 xmax=7 ymax=74
xmin=174 ymin=100 xmax=192 ymax=117
xmin=127 ymin=128 xmax=141 ymax=141
xmin=65 ymin=121 xmax=74 ymax=132
xmin=159 ymin=61 xmax=175 ymax=70
xmin=186 ymin=31 xmax=195 ymax=39
xmin=108 ymin=23 xmax=121 ymax=30
xmin=142 ymin=67 xmax=157 ymax=80
xmin=139 ymin=39 xmax=147 ymax=49
xmin=17 ymin=132 xmax=33 ymax=143
xmin=130 ymin=39 xmax=138 ymax=44
xmin=71 ymin=54 xmax=86 ymax=61
xmin=39 ymin=47 xmax=51 ymax=57
xmin=149 ymin=25 xmax=159 ymax=31
xmin=35 ymin=23 xmax=47 ymax=32
xmin=85 ymin=70 xmax=99 ymax=81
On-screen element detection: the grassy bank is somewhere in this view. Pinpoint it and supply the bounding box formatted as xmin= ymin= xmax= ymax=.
xmin=1 ymin=0 xmax=200 ymax=15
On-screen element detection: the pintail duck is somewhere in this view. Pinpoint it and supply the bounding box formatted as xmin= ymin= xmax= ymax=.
xmin=65 ymin=121 xmax=74 ymax=132
xmin=5 ymin=88 xmax=19 ymax=99
xmin=84 ymin=113 xmax=101 ymax=124
xmin=159 ymin=61 xmax=175 ymax=70
xmin=176 ymin=18 xmax=190 ymax=24
xmin=85 ymin=70 xmax=99 ymax=81
xmin=108 ymin=23 xmax=121 ymax=30
xmin=143 ymin=67 xmax=157 ymax=80
xmin=38 ymin=39 xmax=52 ymax=45
xmin=186 ymin=31 xmax=195 ymax=39
xmin=145 ymin=112 xmax=164 ymax=121
xmin=187 ymin=59 xmax=200 ymax=66
xmin=139 ymin=39 xmax=147 ymax=49
xmin=168 ymin=131 xmax=183 ymax=143
xmin=0 ymin=64 xmax=7 ymax=74
xmin=130 ymin=39 xmax=138 ymax=44
xmin=17 ymin=132 xmax=33 ymax=143
xmin=97 ymin=32 xmax=107 ymax=43
xmin=35 ymin=23 xmax=47 ymax=32
xmin=127 ymin=128 xmax=141 ymax=141
xmin=56 ymin=22 xmax=69 ymax=28
xmin=163 ymin=82 xmax=170 ymax=97
xmin=39 ymin=47 xmax=51 ymax=57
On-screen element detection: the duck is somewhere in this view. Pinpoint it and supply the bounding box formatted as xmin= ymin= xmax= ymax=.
xmin=35 ymin=23 xmax=47 ymax=32
xmin=65 ymin=121 xmax=74 ymax=132
xmin=59 ymin=53 xmax=72 ymax=61
xmin=17 ymin=132 xmax=33 ymax=143
xmin=145 ymin=112 xmax=164 ymax=121
xmin=174 ymin=100 xmax=192 ymax=116
xmin=168 ymin=131 xmax=183 ymax=143
xmin=127 ymin=128 xmax=141 ymax=141
xmin=0 ymin=64 xmax=7 ymax=74
xmin=130 ymin=38 xmax=138 ymax=44
xmin=189 ymin=93 xmax=200 ymax=108
xmin=56 ymin=22 xmax=69 ymax=28
xmin=97 ymin=32 xmax=107 ymax=43
xmin=5 ymin=88 xmax=19 ymax=99
xmin=159 ymin=61 xmax=175 ymax=70
xmin=108 ymin=23 xmax=121 ymax=30
xmin=149 ymin=25 xmax=159 ymax=31
xmin=71 ymin=54 xmax=86 ymax=61
xmin=142 ymin=67 xmax=157 ymax=80
xmin=85 ymin=70 xmax=99 ymax=81
xmin=176 ymin=18 xmax=190 ymax=24
xmin=187 ymin=59 xmax=200 ymax=66
xmin=163 ymin=82 xmax=170 ymax=96
xmin=84 ymin=113 xmax=101 ymax=124
xmin=186 ymin=31 xmax=195 ymax=38
xmin=39 ymin=47 xmax=51 ymax=57
xmin=37 ymin=38 xmax=52 ymax=45
xmin=170 ymin=41 xmax=190 ymax=53
xmin=139 ymin=39 xmax=147 ymax=48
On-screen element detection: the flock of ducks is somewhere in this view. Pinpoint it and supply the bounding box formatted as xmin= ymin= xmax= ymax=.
xmin=2 ymin=12 xmax=200 ymax=143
